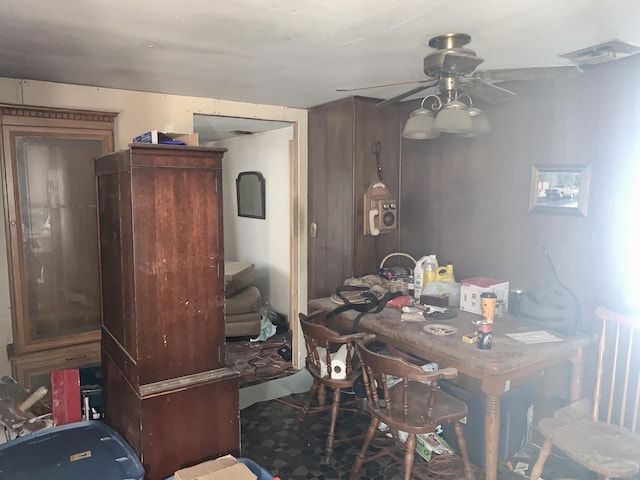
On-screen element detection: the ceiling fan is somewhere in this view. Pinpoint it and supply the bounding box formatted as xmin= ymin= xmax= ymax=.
xmin=338 ymin=33 xmax=582 ymax=106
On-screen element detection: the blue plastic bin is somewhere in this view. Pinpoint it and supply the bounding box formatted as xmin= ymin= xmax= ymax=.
xmin=0 ymin=420 xmax=144 ymax=479
xmin=238 ymin=457 xmax=275 ymax=480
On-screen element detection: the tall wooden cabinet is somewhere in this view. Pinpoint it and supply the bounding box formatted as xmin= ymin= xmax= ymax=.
xmin=308 ymin=96 xmax=403 ymax=298
xmin=95 ymin=144 xmax=239 ymax=480
xmin=1 ymin=105 xmax=115 ymax=393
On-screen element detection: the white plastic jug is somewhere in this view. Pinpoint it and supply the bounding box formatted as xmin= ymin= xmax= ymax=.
xmin=414 ymin=255 xmax=439 ymax=300
xmin=413 ymin=256 xmax=428 ymax=300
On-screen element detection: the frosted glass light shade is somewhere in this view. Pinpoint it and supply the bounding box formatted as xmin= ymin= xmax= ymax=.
xmin=458 ymin=107 xmax=490 ymax=137
xmin=469 ymin=107 xmax=490 ymax=133
xmin=402 ymin=108 xmax=440 ymax=139
xmin=434 ymin=100 xmax=473 ymax=134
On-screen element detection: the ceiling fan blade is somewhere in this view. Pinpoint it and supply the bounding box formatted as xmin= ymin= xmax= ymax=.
xmin=460 ymin=79 xmax=515 ymax=104
xmin=376 ymin=81 xmax=438 ymax=107
xmin=336 ymin=79 xmax=432 ymax=92
xmin=473 ymin=65 xmax=583 ymax=83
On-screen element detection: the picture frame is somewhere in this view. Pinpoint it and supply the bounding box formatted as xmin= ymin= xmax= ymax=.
xmin=236 ymin=171 xmax=266 ymax=219
xmin=529 ymin=164 xmax=590 ymax=217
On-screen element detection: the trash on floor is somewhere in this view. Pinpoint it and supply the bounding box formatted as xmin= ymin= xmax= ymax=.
xmin=0 ymin=376 xmax=52 ymax=443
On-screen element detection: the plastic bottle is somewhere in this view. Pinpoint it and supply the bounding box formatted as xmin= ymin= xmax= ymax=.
xmin=425 ymin=255 xmax=438 ymax=282
xmin=414 ymin=255 xmax=439 ymax=299
xmin=413 ymin=256 xmax=430 ymax=300
xmin=425 ymin=261 xmax=436 ymax=283
xmin=435 ymin=264 xmax=455 ymax=283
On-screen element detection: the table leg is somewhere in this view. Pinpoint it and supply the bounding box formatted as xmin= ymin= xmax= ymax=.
xmin=569 ymin=348 xmax=584 ymax=402
xmin=484 ymin=393 xmax=501 ymax=480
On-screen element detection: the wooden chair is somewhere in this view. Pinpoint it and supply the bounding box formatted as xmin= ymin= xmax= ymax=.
xmin=350 ymin=334 xmax=475 ymax=480
xmin=530 ymin=306 xmax=640 ymax=480
xmin=298 ymin=311 xmax=365 ymax=462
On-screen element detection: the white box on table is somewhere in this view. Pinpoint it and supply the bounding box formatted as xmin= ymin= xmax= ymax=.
xmin=459 ymin=277 xmax=509 ymax=316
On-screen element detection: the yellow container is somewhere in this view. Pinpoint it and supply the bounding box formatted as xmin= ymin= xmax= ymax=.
xmin=425 ymin=268 xmax=437 ymax=283
xmin=435 ymin=264 xmax=455 ymax=283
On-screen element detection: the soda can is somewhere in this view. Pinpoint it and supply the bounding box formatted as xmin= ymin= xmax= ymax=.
xmin=509 ymin=289 xmax=523 ymax=317
xmin=477 ymin=323 xmax=492 ymax=350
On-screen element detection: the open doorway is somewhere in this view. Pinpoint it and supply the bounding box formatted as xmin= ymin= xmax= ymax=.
xmin=194 ymin=114 xmax=297 ymax=364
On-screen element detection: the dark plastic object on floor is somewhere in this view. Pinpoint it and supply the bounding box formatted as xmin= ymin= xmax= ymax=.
xmin=0 ymin=420 xmax=144 ymax=479
xmin=277 ymin=345 xmax=292 ymax=361
xmin=439 ymin=379 xmax=538 ymax=467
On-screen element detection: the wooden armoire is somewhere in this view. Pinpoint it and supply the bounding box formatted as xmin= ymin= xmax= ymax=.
xmin=95 ymin=144 xmax=239 ymax=480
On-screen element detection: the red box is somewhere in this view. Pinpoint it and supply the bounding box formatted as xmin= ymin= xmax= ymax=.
xmin=50 ymin=369 xmax=81 ymax=425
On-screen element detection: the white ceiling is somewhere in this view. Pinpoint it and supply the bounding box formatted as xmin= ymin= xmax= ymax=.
xmin=1 ymin=0 xmax=639 ymax=109
xmin=194 ymin=115 xmax=291 ymax=143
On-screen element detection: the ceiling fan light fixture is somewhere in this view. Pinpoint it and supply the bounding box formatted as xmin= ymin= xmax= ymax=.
xmin=434 ymin=100 xmax=473 ymax=134
xmin=468 ymin=107 xmax=490 ymax=134
xmin=402 ymin=107 xmax=440 ymax=139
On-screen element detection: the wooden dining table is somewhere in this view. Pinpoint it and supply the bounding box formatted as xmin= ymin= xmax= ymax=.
xmin=308 ymin=297 xmax=593 ymax=480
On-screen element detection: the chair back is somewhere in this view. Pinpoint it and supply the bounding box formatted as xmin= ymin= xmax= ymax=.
xmin=354 ymin=334 xmax=458 ymax=429
xmin=592 ymin=307 xmax=640 ymax=432
xmin=299 ymin=311 xmax=363 ymax=384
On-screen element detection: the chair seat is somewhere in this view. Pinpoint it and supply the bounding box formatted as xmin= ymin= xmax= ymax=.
xmin=382 ymin=383 xmax=468 ymax=434
xmin=539 ymin=416 xmax=640 ymax=478
xmin=529 ymin=307 xmax=640 ymax=480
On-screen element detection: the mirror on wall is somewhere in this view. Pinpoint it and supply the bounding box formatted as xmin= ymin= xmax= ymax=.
xmin=236 ymin=171 xmax=266 ymax=219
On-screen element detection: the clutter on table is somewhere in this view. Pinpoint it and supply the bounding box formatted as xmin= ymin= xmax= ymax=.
xmin=460 ymin=276 xmax=509 ymax=316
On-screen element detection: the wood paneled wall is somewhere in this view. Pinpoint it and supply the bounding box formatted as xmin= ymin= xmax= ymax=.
xmin=308 ymin=97 xmax=403 ymax=299
xmin=398 ymin=55 xmax=640 ymax=328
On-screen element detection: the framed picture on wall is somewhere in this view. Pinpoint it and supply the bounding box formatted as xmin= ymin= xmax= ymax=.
xmin=529 ymin=164 xmax=590 ymax=217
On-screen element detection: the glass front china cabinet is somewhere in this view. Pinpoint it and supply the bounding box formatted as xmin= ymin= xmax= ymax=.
xmin=1 ymin=105 xmax=116 ymax=392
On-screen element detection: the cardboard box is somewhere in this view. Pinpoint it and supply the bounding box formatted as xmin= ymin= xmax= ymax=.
xmin=174 ymin=455 xmax=256 ymax=480
xmin=133 ymin=130 xmax=199 ymax=146
xmin=459 ymin=277 xmax=509 ymax=316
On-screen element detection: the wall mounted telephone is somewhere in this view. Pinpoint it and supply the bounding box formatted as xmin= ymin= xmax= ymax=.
xmin=364 ymin=182 xmax=398 ymax=236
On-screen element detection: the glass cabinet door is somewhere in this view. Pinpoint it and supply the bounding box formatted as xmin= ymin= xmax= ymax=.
xmin=1 ymin=109 xmax=115 ymax=353
xmin=17 ymin=137 xmax=104 ymax=344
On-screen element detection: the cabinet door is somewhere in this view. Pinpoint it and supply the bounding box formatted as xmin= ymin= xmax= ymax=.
xmin=1 ymin=109 xmax=115 ymax=353
xmin=10 ymin=341 xmax=101 ymax=401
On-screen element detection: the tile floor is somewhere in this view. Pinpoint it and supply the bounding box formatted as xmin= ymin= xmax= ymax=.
xmin=239 ymin=388 xmax=596 ymax=480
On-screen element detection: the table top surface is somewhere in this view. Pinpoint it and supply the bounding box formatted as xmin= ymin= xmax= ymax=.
xmin=308 ymin=297 xmax=593 ymax=380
